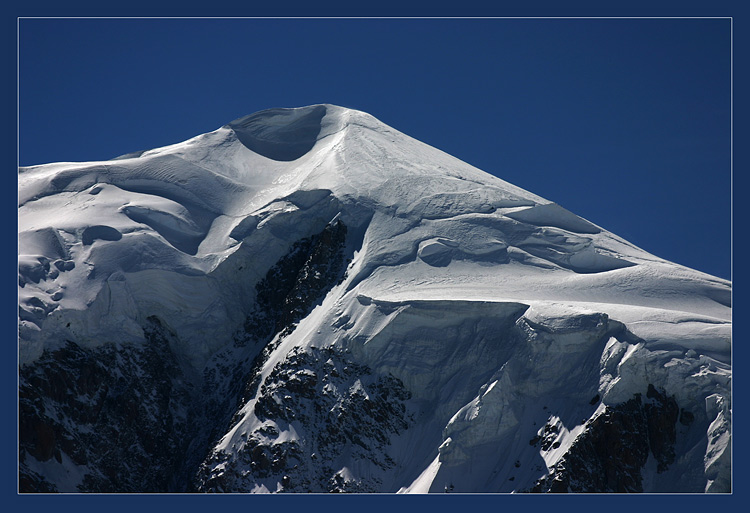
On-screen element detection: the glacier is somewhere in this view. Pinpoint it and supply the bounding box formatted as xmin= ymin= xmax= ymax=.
xmin=18 ymin=104 xmax=731 ymax=493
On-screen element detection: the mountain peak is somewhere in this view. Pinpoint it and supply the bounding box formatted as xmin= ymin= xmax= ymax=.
xmin=18 ymin=104 xmax=731 ymax=493
xmin=226 ymin=104 xmax=354 ymax=161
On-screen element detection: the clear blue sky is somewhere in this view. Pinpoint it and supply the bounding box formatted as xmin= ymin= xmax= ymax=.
xmin=18 ymin=17 xmax=731 ymax=280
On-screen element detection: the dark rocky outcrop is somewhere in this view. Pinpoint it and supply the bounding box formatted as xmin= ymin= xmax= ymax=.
xmin=19 ymin=317 xmax=193 ymax=492
xmin=247 ymin=218 xmax=348 ymax=338
xmin=196 ymin=346 xmax=412 ymax=493
xmin=529 ymin=384 xmax=680 ymax=493
xmin=233 ymin=219 xmax=349 ymax=407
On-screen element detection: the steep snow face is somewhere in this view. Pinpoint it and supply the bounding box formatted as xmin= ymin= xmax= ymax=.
xmin=18 ymin=104 xmax=730 ymax=493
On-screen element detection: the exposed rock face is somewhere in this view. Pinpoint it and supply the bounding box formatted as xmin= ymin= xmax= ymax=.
xmin=196 ymin=346 xmax=412 ymax=493
xmin=529 ymin=384 xmax=681 ymax=493
xmin=19 ymin=317 xmax=193 ymax=492
xmin=244 ymin=219 xmax=349 ymax=341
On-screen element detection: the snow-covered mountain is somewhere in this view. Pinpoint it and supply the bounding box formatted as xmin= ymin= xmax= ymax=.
xmin=18 ymin=104 xmax=731 ymax=493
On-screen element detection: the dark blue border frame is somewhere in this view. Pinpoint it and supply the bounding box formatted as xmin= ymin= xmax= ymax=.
xmin=3 ymin=1 xmax=744 ymax=512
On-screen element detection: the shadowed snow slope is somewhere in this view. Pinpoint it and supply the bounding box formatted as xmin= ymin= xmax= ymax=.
xmin=18 ymin=104 xmax=730 ymax=493
xmin=228 ymin=105 xmax=327 ymax=161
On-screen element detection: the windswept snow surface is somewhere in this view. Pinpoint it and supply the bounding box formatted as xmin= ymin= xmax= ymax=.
xmin=18 ymin=105 xmax=730 ymax=493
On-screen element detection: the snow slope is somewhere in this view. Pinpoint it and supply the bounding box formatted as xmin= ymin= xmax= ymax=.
xmin=18 ymin=104 xmax=731 ymax=493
